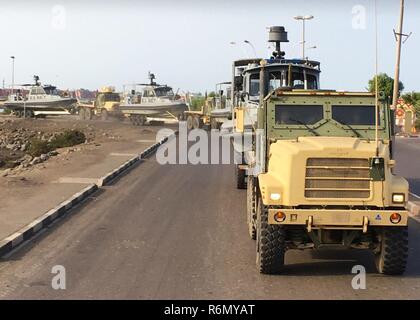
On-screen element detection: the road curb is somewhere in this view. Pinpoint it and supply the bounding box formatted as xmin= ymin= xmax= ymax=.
xmin=98 ymin=131 xmax=176 ymax=186
xmin=0 ymin=183 xmax=98 ymax=257
xmin=97 ymin=156 xmax=141 ymax=187
xmin=0 ymin=131 xmax=177 ymax=257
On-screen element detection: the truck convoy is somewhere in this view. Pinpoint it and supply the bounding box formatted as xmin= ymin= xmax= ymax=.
xmin=231 ymin=26 xmax=409 ymax=275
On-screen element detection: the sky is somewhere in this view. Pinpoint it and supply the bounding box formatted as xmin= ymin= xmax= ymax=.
xmin=0 ymin=0 xmax=418 ymax=94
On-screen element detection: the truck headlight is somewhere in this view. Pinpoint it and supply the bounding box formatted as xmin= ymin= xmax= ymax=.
xmin=392 ymin=193 xmax=405 ymax=204
xmin=270 ymin=193 xmax=281 ymax=201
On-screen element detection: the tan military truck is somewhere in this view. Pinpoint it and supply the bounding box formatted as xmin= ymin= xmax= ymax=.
xmin=239 ymin=69 xmax=409 ymax=275
xmin=185 ymin=82 xmax=233 ymax=130
xmin=78 ymin=86 xmax=121 ymax=120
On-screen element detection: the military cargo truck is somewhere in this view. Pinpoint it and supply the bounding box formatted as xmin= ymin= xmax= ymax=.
xmin=234 ymin=26 xmax=409 ymax=275
xmin=185 ymin=82 xmax=233 ymax=130
xmin=78 ymin=86 xmax=121 ymax=121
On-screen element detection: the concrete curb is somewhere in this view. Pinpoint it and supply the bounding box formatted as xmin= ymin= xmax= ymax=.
xmin=0 ymin=131 xmax=177 ymax=257
xmin=98 ymin=131 xmax=176 ymax=186
xmin=0 ymin=183 xmax=98 ymax=257
xmin=97 ymin=156 xmax=140 ymax=187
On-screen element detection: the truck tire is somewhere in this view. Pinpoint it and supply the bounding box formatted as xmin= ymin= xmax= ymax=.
xmin=138 ymin=115 xmax=146 ymax=126
xmin=79 ymin=108 xmax=86 ymax=120
xmin=247 ymin=177 xmax=257 ymax=240
xmin=178 ymin=112 xmax=186 ymax=122
xmin=375 ymin=227 xmax=408 ymax=275
xmin=186 ymin=115 xmax=194 ymax=130
xmin=192 ymin=116 xmax=200 ymax=129
xmin=101 ymin=109 xmax=108 ymax=121
xmin=24 ymin=110 xmax=34 ymax=118
xmin=236 ymin=165 xmax=247 ymax=190
xmin=210 ymin=118 xmax=219 ymax=130
xmin=85 ymin=108 xmax=93 ymax=120
xmin=256 ymin=195 xmax=286 ymax=274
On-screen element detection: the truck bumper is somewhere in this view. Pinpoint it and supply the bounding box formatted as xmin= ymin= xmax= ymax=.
xmin=268 ymin=208 xmax=408 ymax=230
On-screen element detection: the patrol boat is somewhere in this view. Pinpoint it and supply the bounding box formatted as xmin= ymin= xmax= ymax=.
xmin=119 ymin=72 xmax=188 ymax=125
xmin=4 ymin=76 xmax=77 ymax=117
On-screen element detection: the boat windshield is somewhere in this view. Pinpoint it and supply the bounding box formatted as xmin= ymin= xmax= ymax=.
xmin=30 ymin=87 xmax=47 ymax=95
xmin=155 ymin=87 xmax=174 ymax=97
xmin=249 ymin=69 xmax=319 ymax=99
xmin=45 ymin=88 xmax=59 ymax=95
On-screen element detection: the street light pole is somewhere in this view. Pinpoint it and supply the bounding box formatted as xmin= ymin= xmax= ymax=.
xmin=10 ymin=56 xmax=15 ymax=95
xmin=302 ymin=19 xmax=306 ymax=59
xmin=229 ymin=41 xmax=248 ymax=57
xmin=294 ymin=15 xmax=314 ymax=60
xmin=244 ymin=40 xmax=257 ymax=58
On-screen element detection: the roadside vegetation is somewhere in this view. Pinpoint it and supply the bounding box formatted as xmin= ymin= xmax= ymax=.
xmin=189 ymin=92 xmax=216 ymax=111
xmin=368 ymin=74 xmax=419 ymax=132
xmin=28 ymin=130 xmax=86 ymax=157
xmin=368 ymin=73 xmax=404 ymax=103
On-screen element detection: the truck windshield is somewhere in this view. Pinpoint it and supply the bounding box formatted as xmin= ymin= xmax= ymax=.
xmin=104 ymin=93 xmax=120 ymax=102
xmin=332 ymin=105 xmax=379 ymax=126
xmin=275 ymin=105 xmax=323 ymax=125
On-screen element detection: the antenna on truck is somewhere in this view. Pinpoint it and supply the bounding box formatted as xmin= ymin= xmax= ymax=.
xmin=374 ymin=0 xmax=380 ymax=157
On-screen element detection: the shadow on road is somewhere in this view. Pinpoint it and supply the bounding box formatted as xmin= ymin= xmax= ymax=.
xmin=279 ymin=220 xmax=420 ymax=277
xmin=281 ymin=249 xmax=377 ymax=276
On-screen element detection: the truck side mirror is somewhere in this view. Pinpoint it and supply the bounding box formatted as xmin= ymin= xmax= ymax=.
xmin=234 ymin=76 xmax=243 ymax=91
xmin=241 ymin=92 xmax=249 ymax=102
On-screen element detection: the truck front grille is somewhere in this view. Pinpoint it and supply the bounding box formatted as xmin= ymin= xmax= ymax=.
xmin=305 ymin=158 xmax=371 ymax=199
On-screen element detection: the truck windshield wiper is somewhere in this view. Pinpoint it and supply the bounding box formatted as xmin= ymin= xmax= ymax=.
xmin=288 ymin=118 xmax=320 ymax=136
xmin=339 ymin=121 xmax=362 ymax=138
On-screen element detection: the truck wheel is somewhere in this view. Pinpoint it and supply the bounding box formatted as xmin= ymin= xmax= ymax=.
xmin=178 ymin=113 xmax=186 ymax=122
xmin=375 ymin=227 xmax=408 ymax=275
xmin=236 ymin=165 xmax=247 ymax=190
xmin=101 ymin=109 xmax=108 ymax=121
xmin=192 ymin=116 xmax=200 ymax=129
xmin=256 ymin=195 xmax=286 ymax=274
xmin=85 ymin=108 xmax=93 ymax=120
xmin=24 ymin=110 xmax=34 ymax=118
xmin=247 ymin=177 xmax=257 ymax=240
xmin=210 ymin=118 xmax=220 ymax=130
xmin=138 ymin=115 xmax=146 ymax=126
xmin=79 ymin=108 xmax=86 ymax=120
xmin=186 ymin=115 xmax=194 ymax=130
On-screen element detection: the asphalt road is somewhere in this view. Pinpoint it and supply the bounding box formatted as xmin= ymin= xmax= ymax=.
xmin=0 ymin=137 xmax=420 ymax=299
xmin=394 ymin=137 xmax=420 ymax=196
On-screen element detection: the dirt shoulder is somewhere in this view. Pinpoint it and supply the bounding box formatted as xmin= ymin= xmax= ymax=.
xmin=0 ymin=115 xmax=171 ymax=240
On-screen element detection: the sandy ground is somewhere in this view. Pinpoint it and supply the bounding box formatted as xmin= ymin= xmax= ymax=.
xmin=0 ymin=115 xmax=173 ymax=239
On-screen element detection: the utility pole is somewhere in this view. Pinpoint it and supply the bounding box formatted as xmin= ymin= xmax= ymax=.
xmin=10 ymin=56 xmax=15 ymax=95
xmin=392 ymin=0 xmax=410 ymax=109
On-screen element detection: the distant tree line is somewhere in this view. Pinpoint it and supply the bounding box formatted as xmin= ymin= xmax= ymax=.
xmin=368 ymin=73 xmax=419 ymax=130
